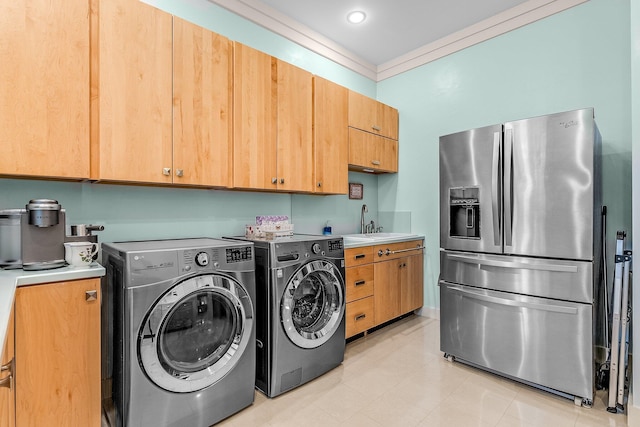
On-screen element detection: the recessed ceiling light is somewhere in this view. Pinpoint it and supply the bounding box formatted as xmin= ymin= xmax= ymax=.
xmin=347 ymin=11 xmax=366 ymax=24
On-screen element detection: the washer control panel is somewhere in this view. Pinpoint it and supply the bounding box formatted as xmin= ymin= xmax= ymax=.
xmin=179 ymin=245 xmax=254 ymax=274
xmin=195 ymin=251 xmax=209 ymax=266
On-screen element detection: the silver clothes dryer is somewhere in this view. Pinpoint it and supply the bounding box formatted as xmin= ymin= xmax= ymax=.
xmin=230 ymin=234 xmax=346 ymax=397
xmin=101 ymin=238 xmax=256 ymax=427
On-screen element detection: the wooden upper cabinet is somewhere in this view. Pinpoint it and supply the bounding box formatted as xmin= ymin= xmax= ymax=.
xmin=348 ymin=90 xmax=398 ymax=140
xmin=92 ymin=0 xmax=173 ymax=183
xmin=0 ymin=0 xmax=90 ymax=179
xmin=173 ymin=17 xmax=233 ymax=187
xmin=276 ymin=59 xmax=314 ymax=193
xmin=313 ymin=77 xmax=348 ymax=194
xmin=233 ymin=42 xmax=277 ymax=190
xmin=233 ymin=43 xmax=314 ymax=192
xmin=349 ymin=128 xmax=398 ymax=173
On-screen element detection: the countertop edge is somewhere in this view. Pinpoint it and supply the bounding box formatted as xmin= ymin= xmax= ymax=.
xmin=0 ymin=264 xmax=106 ymax=358
xmin=343 ymin=234 xmax=425 ymax=248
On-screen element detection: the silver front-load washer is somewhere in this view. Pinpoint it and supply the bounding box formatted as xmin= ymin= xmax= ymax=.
xmin=101 ymin=238 xmax=255 ymax=426
xmin=228 ymin=234 xmax=346 ymax=397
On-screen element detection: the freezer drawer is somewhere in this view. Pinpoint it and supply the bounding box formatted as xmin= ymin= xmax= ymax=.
xmin=440 ymin=250 xmax=593 ymax=303
xmin=440 ymin=282 xmax=593 ymax=401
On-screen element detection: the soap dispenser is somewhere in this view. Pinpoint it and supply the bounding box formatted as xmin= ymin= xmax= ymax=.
xmin=323 ymin=221 xmax=332 ymax=235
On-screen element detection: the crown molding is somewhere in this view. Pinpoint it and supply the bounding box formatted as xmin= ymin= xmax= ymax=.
xmin=208 ymin=0 xmax=588 ymax=82
xmin=377 ymin=0 xmax=588 ymax=81
xmin=209 ymin=0 xmax=378 ymax=80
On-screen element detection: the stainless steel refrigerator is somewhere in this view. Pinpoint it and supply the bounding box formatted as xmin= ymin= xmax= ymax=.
xmin=439 ymin=108 xmax=602 ymax=407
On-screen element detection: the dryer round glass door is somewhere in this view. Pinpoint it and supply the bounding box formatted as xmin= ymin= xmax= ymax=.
xmin=281 ymin=260 xmax=345 ymax=349
xmin=138 ymin=274 xmax=254 ymax=393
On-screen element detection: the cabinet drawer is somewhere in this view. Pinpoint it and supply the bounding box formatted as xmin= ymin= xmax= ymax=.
xmin=345 ymin=265 xmax=374 ymax=303
xmin=346 ymin=296 xmax=375 ymax=338
xmin=373 ymin=239 xmax=424 ymax=262
xmin=345 ymin=246 xmax=374 ymax=267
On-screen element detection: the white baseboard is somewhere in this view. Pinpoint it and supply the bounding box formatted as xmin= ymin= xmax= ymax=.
xmin=417 ymin=306 xmax=440 ymax=320
xmin=628 ymin=395 xmax=639 ymax=427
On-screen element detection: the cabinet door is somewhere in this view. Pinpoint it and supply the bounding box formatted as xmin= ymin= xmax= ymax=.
xmin=348 ymin=90 xmax=377 ymax=134
xmin=349 ymin=129 xmax=398 ymax=173
xmin=275 ymin=60 xmax=313 ymax=192
xmin=348 ymin=90 xmax=398 ymax=140
xmin=374 ymin=259 xmax=402 ymax=325
xmin=376 ymin=102 xmax=399 ymax=140
xmin=400 ymin=254 xmax=424 ymax=313
xmin=173 ymin=18 xmax=232 ymax=187
xmin=313 ymin=77 xmax=348 ymax=194
xmin=233 ymin=42 xmax=277 ymax=190
xmin=0 ymin=0 xmax=89 ymax=179
xmin=93 ymin=0 xmax=173 ymax=183
xmin=0 ymin=306 xmax=14 ymax=427
xmin=15 ymin=279 xmax=101 ymax=427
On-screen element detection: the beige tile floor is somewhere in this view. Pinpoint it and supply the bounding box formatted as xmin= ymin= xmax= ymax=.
xmin=219 ymin=315 xmax=628 ymax=427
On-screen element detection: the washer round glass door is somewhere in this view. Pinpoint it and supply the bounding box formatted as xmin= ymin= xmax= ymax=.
xmin=281 ymin=260 xmax=344 ymax=349
xmin=138 ymin=274 xmax=253 ymax=393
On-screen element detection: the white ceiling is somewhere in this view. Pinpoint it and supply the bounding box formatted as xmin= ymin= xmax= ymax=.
xmin=258 ymin=0 xmax=529 ymax=66
xmin=209 ymin=0 xmax=588 ymax=81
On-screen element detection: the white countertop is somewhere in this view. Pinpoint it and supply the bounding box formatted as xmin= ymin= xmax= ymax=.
xmin=0 ymin=264 xmax=106 ymax=357
xmin=341 ymin=233 xmax=425 ymax=248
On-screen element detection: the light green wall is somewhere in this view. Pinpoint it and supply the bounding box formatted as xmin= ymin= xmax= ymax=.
xmin=376 ymin=0 xmax=632 ymax=309
xmin=0 ymin=0 xmax=633 ymax=315
xmin=631 ymin=0 xmax=640 ymax=412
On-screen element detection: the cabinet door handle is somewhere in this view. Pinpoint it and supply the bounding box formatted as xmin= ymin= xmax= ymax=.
xmin=371 ymin=125 xmax=381 ymax=132
xmin=354 ymin=313 xmax=367 ymax=321
xmin=317 ymin=182 xmax=322 ymax=188
xmin=354 ymin=254 xmax=366 ymax=260
xmin=272 ymin=178 xmax=277 ymax=184
xmin=354 ymin=280 xmax=366 ymax=287
xmin=379 ymin=245 xmax=425 ymax=257
xmin=162 ymin=167 xmax=171 ymax=176
xmin=371 ymin=160 xmax=381 ymax=166
xmin=85 ymin=290 xmax=98 ymax=301
xmin=0 ymin=359 xmax=13 ymax=389
xmin=176 ymin=169 xmax=184 ymax=177
xmin=280 ymin=178 xmax=285 ymax=184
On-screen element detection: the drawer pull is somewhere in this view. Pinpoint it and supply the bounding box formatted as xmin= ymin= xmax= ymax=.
xmin=354 ymin=280 xmax=366 ymax=287
xmin=354 ymin=313 xmax=367 ymax=321
xmin=354 ymin=254 xmax=366 ymax=260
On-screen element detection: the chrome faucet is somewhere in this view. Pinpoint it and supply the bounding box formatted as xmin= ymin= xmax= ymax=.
xmin=360 ymin=204 xmax=368 ymax=234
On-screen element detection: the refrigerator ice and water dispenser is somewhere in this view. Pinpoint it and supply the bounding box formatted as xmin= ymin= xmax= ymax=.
xmin=449 ymin=187 xmax=480 ymax=239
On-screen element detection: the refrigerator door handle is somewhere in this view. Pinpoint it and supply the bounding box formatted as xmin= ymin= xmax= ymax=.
xmin=492 ymin=131 xmax=501 ymax=246
xmin=443 ymin=283 xmax=579 ymax=315
xmin=446 ymin=253 xmax=579 ymax=273
xmin=504 ymin=127 xmax=513 ymax=247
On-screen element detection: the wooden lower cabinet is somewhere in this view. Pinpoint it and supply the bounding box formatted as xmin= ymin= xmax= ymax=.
xmin=0 ymin=307 xmax=14 ymax=427
xmin=346 ymin=297 xmax=375 ymax=337
xmin=374 ymin=253 xmax=423 ymax=325
xmin=345 ymin=240 xmax=423 ymax=338
xmin=400 ymin=254 xmax=424 ymax=314
xmin=14 ymin=278 xmax=101 ymax=427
